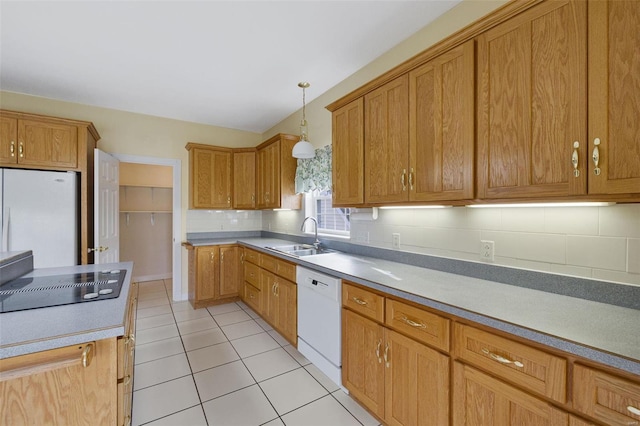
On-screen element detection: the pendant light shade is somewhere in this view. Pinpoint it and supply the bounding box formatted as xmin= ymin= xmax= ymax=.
xmin=292 ymin=139 xmax=315 ymax=158
xmin=292 ymin=82 xmax=315 ymax=159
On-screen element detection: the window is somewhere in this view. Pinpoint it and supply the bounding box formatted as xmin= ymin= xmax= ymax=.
xmin=304 ymin=191 xmax=351 ymax=236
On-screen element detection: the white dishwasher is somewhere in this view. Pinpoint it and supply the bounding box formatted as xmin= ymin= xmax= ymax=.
xmin=297 ymin=266 xmax=343 ymax=388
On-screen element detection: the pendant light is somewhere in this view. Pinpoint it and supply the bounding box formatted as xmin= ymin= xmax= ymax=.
xmin=292 ymin=82 xmax=315 ymax=159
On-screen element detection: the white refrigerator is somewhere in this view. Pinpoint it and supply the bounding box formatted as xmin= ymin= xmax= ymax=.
xmin=1 ymin=168 xmax=78 ymax=268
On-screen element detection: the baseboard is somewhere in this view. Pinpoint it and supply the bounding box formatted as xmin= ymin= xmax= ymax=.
xmin=133 ymin=272 xmax=172 ymax=283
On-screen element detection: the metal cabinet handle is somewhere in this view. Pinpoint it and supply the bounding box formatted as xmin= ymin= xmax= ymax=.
xmin=481 ymin=348 xmax=524 ymax=368
xmin=250 ymin=293 xmax=255 ymax=299
xmin=572 ymin=141 xmax=580 ymax=177
xmin=383 ymin=342 xmax=390 ymax=368
xmin=409 ymin=168 xmax=414 ymax=190
xmin=593 ymin=138 xmax=601 ymax=176
xmin=82 ymin=343 xmax=94 ymax=368
xmin=352 ymin=297 xmax=367 ymax=306
xmin=221 ymin=252 xmax=224 ymax=262
xmin=18 ymin=142 xmax=24 ymax=158
xmin=627 ymin=405 xmax=640 ymax=416
xmin=10 ymin=141 xmax=15 ymax=157
xmin=251 ymin=194 xmax=255 ymax=202
xmin=401 ymin=316 xmax=426 ymax=329
xmin=125 ymin=333 xmax=135 ymax=346
xmin=124 ymin=374 xmax=132 ymax=386
xmin=227 ymin=196 xmax=231 ymax=204
xmin=376 ymin=340 xmax=382 ymax=364
xmin=401 ymin=169 xmax=407 ymax=191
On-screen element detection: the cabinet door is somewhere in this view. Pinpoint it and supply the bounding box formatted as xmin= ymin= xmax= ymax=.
xmin=0 ymin=116 xmax=18 ymax=164
xmin=261 ymin=269 xmax=277 ymax=325
xmin=0 ymin=340 xmax=117 ymax=425
xmin=276 ymin=278 xmax=297 ymax=345
xmin=364 ymin=75 xmax=409 ymax=204
xmin=588 ymin=0 xmax=640 ymax=195
xmin=332 ymin=98 xmax=364 ymax=206
xmin=453 ymin=363 xmax=568 ymax=426
xmin=18 ymin=119 xmax=78 ymax=168
xmin=218 ymin=245 xmax=241 ymax=299
xmin=196 ymin=246 xmax=218 ymax=302
xmin=342 ymin=309 xmax=386 ymax=419
xmin=409 ymin=40 xmax=475 ymax=202
xmin=233 ymin=151 xmax=256 ymax=209
xmin=477 ymin=0 xmax=587 ymax=199
xmin=256 ymin=143 xmax=280 ymax=209
xmin=265 ymin=141 xmax=281 ymax=209
xmin=191 ymin=148 xmax=232 ymax=209
xmin=384 ymin=329 xmax=449 ymax=426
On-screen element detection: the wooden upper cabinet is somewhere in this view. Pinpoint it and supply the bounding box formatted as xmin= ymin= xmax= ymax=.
xmin=186 ymin=144 xmax=232 ymax=209
xmin=233 ymin=150 xmax=256 ymax=209
xmin=256 ymin=133 xmax=301 ymax=210
xmin=18 ymin=119 xmax=79 ymax=168
xmin=477 ymin=0 xmax=588 ymax=199
xmin=409 ymin=40 xmax=475 ymax=202
xmin=364 ymin=75 xmax=409 ymax=204
xmin=332 ymin=98 xmax=364 ymax=206
xmin=0 ymin=116 xmax=18 ymax=164
xmin=1 ymin=115 xmax=79 ymax=169
xmin=588 ymin=0 xmax=640 ymax=195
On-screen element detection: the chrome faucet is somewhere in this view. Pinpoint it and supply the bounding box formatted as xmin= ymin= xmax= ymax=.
xmin=301 ymin=216 xmax=321 ymax=249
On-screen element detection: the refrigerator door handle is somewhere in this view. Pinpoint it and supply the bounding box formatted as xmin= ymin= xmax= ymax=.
xmin=2 ymin=207 xmax=9 ymax=251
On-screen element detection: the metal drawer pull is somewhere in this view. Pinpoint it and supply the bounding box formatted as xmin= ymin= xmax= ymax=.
xmin=481 ymin=348 xmax=524 ymax=368
xmin=401 ymin=316 xmax=426 ymax=329
xmin=81 ymin=343 xmax=94 ymax=368
xmin=383 ymin=342 xmax=390 ymax=368
xmin=572 ymin=141 xmax=580 ymax=177
xmin=124 ymin=374 xmax=132 ymax=386
xmin=352 ymin=297 xmax=367 ymax=306
xmin=376 ymin=340 xmax=382 ymax=364
xmin=409 ymin=168 xmax=415 ymax=190
xmin=401 ymin=169 xmax=407 ymax=191
xmin=593 ymin=138 xmax=601 ymax=175
xmin=628 ymin=405 xmax=640 ymax=416
xmin=10 ymin=141 xmax=15 ymax=156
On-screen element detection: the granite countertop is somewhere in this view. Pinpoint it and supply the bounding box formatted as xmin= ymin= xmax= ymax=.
xmin=0 ymin=261 xmax=134 ymax=359
xmin=187 ymin=236 xmax=640 ymax=376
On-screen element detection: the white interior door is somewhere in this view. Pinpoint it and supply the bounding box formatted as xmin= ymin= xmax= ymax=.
xmin=94 ymin=149 xmax=120 ymax=264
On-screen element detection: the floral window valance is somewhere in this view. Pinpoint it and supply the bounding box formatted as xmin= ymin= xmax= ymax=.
xmin=294 ymin=144 xmax=332 ymax=194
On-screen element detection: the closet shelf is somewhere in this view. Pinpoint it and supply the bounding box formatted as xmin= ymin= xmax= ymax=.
xmin=120 ymin=210 xmax=172 ymax=213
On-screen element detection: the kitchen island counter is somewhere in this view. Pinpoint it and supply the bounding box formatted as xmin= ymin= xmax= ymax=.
xmin=0 ymin=261 xmax=134 ymax=359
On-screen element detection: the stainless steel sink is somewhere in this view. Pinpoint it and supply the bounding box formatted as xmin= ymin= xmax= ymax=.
xmin=266 ymin=244 xmax=337 ymax=257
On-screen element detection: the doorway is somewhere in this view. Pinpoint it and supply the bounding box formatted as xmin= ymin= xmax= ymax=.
xmin=113 ymin=154 xmax=182 ymax=302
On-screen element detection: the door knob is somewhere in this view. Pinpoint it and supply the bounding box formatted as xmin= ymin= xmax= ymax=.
xmin=88 ymin=246 xmax=109 ymax=253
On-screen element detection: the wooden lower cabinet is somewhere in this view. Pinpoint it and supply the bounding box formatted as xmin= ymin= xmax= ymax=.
xmin=342 ymin=308 xmax=449 ymax=425
xmin=185 ymin=243 xmax=241 ymax=309
xmin=240 ymin=250 xmax=297 ymax=346
xmin=261 ymin=269 xmax=297 ymax=345
xmin=453 ymin=363 xmax=569 ymax=425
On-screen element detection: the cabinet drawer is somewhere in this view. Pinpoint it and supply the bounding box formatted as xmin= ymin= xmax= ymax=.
xmin=276 ymin=259 xmax=296 ymax=282
xmin=573 ymin=364 xmax=640 ymax=426
xmin=453 ymin=323 xmax=567 ymax=403
xmin=244 ymin=262 xmax=260 ymax=288
xmin=260 ymin=253 xmax=277 ymax=274
xmin=244 ymin=248 xmax=260 ymax=265
xmin=342 ymin=282 xmax=384 ymax=323
xmin=244 ymin=282 xmax=262 ymax=313
xmin=385 ymin=299 xmax=450 ymax=352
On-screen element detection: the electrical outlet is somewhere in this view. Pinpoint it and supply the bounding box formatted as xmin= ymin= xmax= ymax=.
xmin=392 ymin=233 xmax=401 ymax=249
xmin=480 ymin=240 xmax=494 ymax=262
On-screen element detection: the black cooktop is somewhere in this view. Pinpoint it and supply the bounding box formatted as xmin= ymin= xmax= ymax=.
xmin=0 ymin=269 xmax=126 ymax=313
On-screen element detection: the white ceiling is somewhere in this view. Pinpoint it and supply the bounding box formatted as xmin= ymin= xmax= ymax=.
xmin=1 ymin=1 xmax=461 ymax=133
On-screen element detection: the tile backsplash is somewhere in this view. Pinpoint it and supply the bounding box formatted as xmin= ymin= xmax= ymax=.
xmin=186 ymin=210 xmax=262 ymax=233
xmin=262 ymin=204 xmax=640 ymax=286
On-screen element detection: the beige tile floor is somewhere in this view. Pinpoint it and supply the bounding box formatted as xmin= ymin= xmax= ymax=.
xmin=132 ymin=279 xmax=381 ymax=426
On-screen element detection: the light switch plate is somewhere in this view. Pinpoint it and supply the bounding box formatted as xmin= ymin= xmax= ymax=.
xmin=392 ymin=233 xmax=400 ymax=249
